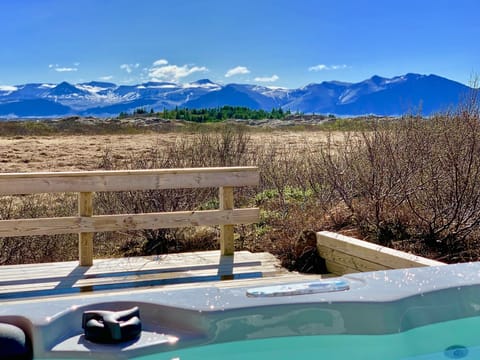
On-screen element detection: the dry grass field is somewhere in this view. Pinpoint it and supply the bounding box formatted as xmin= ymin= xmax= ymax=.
xmin=0 ymin=131 xmax=341 ymax=172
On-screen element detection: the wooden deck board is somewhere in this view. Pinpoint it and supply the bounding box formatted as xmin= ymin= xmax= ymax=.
xmin=0 ymin=250 xmax=311 ymax=300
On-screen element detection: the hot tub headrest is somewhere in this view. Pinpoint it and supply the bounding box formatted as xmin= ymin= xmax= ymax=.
xmin=0 ymin=322 xmax=32 ymax=360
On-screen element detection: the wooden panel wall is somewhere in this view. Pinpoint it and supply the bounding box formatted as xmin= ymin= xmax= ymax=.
xmin=316 ymin=231 xmax=445 ymax=275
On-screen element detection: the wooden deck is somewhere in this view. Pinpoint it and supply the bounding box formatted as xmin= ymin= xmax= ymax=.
xmin=0 ymin=250 xmax=319 ymax=301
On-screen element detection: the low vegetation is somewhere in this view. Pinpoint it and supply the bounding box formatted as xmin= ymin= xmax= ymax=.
xmin=1 ymin=99 xmax=480 ymax=271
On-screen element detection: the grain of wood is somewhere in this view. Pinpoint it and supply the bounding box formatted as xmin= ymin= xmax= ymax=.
xmin=0 ymin=209 xmax=259 ymax=237
xmin=317 ymin=245 xmax=387 ymax=272
xmin=0 ymin=251 xmax=293 ymax=300
xmin=0 ymin=167 xmax=259 ymax=195
xmin=317 ymin=231 xmax=445 ymax=275
xmin=78 ymin=192 xmax=93 ymax=266
xmin=219 ymin=186 xmax=234 ymax=256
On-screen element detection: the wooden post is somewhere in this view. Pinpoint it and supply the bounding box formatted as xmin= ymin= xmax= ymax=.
xmin=78 ymin=192 xmax=94 ymax=266
xmin=219 ymin=186 xmax=234 ymax=256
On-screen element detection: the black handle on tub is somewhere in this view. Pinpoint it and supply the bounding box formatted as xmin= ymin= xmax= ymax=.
xmin=82 ymin=306 xmax=141 ymax=343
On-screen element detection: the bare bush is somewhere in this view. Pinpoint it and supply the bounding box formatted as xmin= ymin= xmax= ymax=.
xmin=317 ymin=96 xmax=480 ymax=262
xmin=0 ymin=194 xmax=77 ymax=264
xmin=94 ymin=125 xmax=257 ymax=255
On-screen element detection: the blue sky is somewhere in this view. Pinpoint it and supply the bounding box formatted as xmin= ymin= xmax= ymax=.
xmin=1 ymin=0 xmax=479 ymax=88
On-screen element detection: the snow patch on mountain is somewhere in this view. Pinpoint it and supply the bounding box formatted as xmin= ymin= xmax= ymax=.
xmin=0 ymin=85 xmax=18 ymax=92
xmin=77 ymin=84 xmax=111 ymax=93
xmin=0 ymin=74 xmax=473 ymax=118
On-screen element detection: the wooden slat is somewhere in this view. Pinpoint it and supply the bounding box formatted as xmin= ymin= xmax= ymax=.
xmin=316 ymin=231 xmax=445 ymax=275
xmin=0 ymin=167 xmax=259 ymax=195
xmin=78 ymin=192 xmax=94 ymax=266
xmin=0 ymin=208 xmax=260 ymax=237
xmin=317 ymin=245 xmax=389 ymax=272
xmin=219 ymin=186 xmax=234 ymax=256
xmin=324 ymin=260 xmax=361 ymax=275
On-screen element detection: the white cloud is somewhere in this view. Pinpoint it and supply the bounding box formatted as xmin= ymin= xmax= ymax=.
xmin=153 ymin=59 xmax=168 ymax=66
xmin=254 ymin=74 xmax=279 ymax=83
xmin=309 ymin=64 xmax=348 ymax=71
xmin=148 ymin=59 xmax=208 ymax=82
xmin=120 ymin=63 xmax=140 ymax=74
xmin=309 ymin=64 xmax=328 ymax=71
xmin=100 ymin=75 xmax=113 ymax=81
xmin=48 ymin=63 xmax=78 ymax=72
xmin=55 ymin=67 xmax=78 ymax=72
xmin=120 ymin=64 xmax=131 ymax=73
xmin=225 ymin=66 xmax=250 ymax=78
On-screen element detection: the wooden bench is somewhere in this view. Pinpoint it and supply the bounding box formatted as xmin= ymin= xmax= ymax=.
xmin=0 ymin=167 xmax=260 ymax=266
xmin=316 ymin=231 xmax=445 ymax=275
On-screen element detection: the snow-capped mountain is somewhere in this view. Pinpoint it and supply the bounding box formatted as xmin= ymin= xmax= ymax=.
xmin=0 ymin=74 xmax=473 ymax=118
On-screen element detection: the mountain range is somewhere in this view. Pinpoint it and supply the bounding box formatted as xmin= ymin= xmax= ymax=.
xmin=0 ymin=73 xmax=473 ymax=118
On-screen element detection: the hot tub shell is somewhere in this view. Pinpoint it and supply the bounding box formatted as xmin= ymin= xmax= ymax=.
xmin=1 ymin=262 xmax=480 ymax=359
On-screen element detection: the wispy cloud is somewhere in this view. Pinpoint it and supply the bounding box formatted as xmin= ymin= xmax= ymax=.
xmin=55 ymin=67 xmax=78 ymax=72
xmin=153 ymin=59 xmax=168 ymax=66
xmin=49 ymin=63 xmax=78 ymax=72
xmin=148 ymin=59 xmax=208 ymax=82
xmin=308 ymin=64 xmax=348 ymax=71
xmin=120 ymin=63 xmax=140 ymax=74
xmin=225 ymin=66 xmax=250 ymax=78
xmin=254 ymin=74 xmax=279 ymax=82
xmin=99 ymin=75 xmax=113 ymax=81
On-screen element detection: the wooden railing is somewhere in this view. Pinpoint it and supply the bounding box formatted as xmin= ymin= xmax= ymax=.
xmin=0 ymin=167 xmax=260 ymax=266
xmin=316 ymin=231 xmax=445 ymax=275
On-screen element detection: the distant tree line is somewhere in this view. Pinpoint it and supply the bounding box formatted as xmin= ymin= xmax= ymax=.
xmin=118 ymin=106 xmax=292 ymax=122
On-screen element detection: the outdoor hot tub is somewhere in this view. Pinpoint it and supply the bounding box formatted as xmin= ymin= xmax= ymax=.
xmin=2 ymin=262 xmax=480 ymax=359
